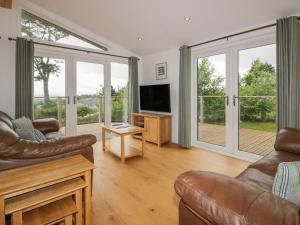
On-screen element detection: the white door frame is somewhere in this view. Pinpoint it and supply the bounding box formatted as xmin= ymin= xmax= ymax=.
xmin=191 ymin=31 xmax=275 ymax=161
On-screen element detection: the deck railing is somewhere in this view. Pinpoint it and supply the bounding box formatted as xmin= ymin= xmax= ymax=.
xmin=33 ymin=96 xmax=128 ymax=127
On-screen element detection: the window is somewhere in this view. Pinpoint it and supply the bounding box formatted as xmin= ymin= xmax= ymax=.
xmin=21 ymin=10 xmax=105 ymax=50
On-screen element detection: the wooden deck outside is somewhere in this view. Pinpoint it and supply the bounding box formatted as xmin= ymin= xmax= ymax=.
xmin=62 ymin=122 xmax=275 ymax=156
xmin=198 ymin=123 xmax=276 ymax=156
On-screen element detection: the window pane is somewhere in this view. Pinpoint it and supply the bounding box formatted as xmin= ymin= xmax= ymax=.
xmin=111 ymin=63 xmax=129 ymax=123
xmin=197 ymin=54 xmax=226 ymax=147
xmin=21 ymin=10 xmax=101 ymax=50
xmin=33 ymin=57 xmax=66 ymax=134
xmin=238 ymin=44 xmax=276 ymax=156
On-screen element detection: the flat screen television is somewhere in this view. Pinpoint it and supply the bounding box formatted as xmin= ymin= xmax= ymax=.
xmin=140 ymin=84 xmax=171 ymax=113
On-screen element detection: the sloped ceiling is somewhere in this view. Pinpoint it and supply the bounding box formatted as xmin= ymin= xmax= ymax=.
xmin=28 ymin=0 xmax=300 ymax=55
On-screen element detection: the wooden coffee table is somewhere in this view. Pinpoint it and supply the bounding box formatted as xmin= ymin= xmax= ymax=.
xmin=102 ymin=124 xmax=145 ymax=163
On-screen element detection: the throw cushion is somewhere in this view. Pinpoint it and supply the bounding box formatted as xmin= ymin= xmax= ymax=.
xmin=12 ymin=117 xmax=34 ymax=130
xmin=272 ymin=161 xmax=300 ymax=206
xmin=12 ymin=117 xmax=46 ymax=142
xmin=32 ymin=129 xmax=46 ymax=142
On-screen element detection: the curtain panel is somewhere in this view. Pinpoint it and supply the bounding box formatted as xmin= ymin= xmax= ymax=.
xmin=277 ymin=16 xmax=300 ymax=129
xmin=178 ymin=45 xmax=191 ymax=148
xmin=128 ymin=57 xmax=139 ymax=120
xmin=15 ymin=37 xmax=34 ymax=119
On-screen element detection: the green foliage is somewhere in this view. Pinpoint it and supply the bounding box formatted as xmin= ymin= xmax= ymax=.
xmin=239 ymin=59 xmax=276 ymax=121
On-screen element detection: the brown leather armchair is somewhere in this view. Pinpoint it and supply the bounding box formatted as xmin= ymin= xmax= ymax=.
xmin=175 ymin=128 xmax=300 ymax=225
xmin=0 ymin=111 xmax=96 ymax=171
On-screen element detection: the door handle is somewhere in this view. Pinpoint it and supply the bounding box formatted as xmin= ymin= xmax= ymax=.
xmin=74 ymin=96 xmax=77 ymax=104
xmin=226 ymin=96 xmax=229 ymax=106
xmin=66 ymin=96 xmax=70 ymax=104
xmin=233 ymin=95 xmax=238 ymax=106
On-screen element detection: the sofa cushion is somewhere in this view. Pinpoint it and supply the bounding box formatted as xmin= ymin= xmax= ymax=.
xmin=237 ymin=168 xmax=274 ymax=192
xmin=272 ymin=161 xmax=300 ymax=206
xmin=248 ymin=150 xmax=300 ymax=177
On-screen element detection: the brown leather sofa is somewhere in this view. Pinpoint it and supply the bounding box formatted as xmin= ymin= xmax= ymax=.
xmin=0 ymin=111 xmax=96 ymax=171
xmin=175 ymin=128 xmax=300 ymax=225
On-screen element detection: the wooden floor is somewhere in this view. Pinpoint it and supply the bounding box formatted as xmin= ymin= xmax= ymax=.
xmin=198 ymin=123 xmax=276 ymax=156
xmin=90 ymin=138 xmax=250 ymax=225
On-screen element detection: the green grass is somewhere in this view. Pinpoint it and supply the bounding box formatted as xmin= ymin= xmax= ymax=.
xmin=239 ymin=121 xmax=276 ymax=132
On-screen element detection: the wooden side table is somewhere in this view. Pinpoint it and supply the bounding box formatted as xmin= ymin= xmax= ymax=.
xmin=0 ymin=155 xmax=95 ymax=225
xmin=102 ymin=124 xmax=145 ymax=163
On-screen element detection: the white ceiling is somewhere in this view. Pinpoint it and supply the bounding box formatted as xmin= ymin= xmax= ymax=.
xmin=28 ymin=0 xmax=300 ymax=55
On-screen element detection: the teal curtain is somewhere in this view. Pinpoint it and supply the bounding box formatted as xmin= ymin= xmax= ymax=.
xmin=178 ymin=45 xmax=191 ymax=148
xmin=128 ymin=57 xmax=139 ymax=120
xmin=277 ymin=17 xmax=300 ymax=129
xmin=15 ymin=37 xmax=34 ymax=119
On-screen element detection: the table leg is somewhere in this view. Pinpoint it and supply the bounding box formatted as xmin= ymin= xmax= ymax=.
xmin=84 ymin=171 xmax=92 ymax=225
xmin=75 ymin=189 xmax=83 ymax=225
xmin=12 ymin=211 xmax=22 ymax=225
xmin=65 ymin=215 xmax=73 ymax=225
xmin=0 ymin=196 xmax=4 ymax=225
xmin=141 ymin=132 xmax=145 ymax=157
xmin=121 ymin=135 xmax=125 ymax=163
xmin=102 ymin=127 xmax=106 ymax=152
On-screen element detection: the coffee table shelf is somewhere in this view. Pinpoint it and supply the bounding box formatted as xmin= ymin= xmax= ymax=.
xmin=102 ymin=124 xmax=145 ymax=163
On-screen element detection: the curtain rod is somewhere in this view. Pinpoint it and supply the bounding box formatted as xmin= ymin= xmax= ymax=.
xmin=8 ymin=37 xmax=136 ymax=60
xmin=189 ymin=23 xmax=276 ymax=48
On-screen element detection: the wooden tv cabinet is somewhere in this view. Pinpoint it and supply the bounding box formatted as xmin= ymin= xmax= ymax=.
xmin=131 ymin=113 xmax=172 ymax=147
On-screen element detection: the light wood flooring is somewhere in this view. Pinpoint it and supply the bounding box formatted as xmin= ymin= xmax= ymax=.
xmin=90 ymin=137 xmax=250 ymax=225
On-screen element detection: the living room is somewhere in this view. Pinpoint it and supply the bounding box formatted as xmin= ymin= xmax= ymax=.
xmin=0 ymin=0 xmax=300 ymax=225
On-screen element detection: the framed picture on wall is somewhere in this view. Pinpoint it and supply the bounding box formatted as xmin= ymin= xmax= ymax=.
xmin=155 ymin=62 xmax=167 ymax=80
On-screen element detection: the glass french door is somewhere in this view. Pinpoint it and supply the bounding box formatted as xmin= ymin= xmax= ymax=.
xmin=74 ymin=61 xmax=105 ymax=140
xmin=33 ymin=56 xmax=68 ymax=135
xmin=197 ymin=54 xmax=227 ymax=147
xmin=192 ymin=35 xmax=276 ymax=159
xmin=111 ymin=62 xmax=129 ymax=123
xmin=237 ymin=44 xmax=276 ymax=156
xmin=33 ymin=50 xmax=129 ymax=140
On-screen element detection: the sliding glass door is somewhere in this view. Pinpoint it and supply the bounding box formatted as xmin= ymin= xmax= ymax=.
xmin=192 ymin=34 xmax=276 ymax=159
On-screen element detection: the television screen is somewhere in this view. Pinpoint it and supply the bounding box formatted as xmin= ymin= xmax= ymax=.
xmin=140 ymin=84 xmax=171 ymax=113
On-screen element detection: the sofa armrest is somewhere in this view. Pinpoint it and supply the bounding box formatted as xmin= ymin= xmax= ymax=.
xmin=274 ymin=128 xmax=300 ymax=155
xmin=175 ymin=171 xmax=299 ymax=225
xmin=0 ymin=134 xmax=97 ymax=159
xmin=32 ymin=118 xmax=60 ymax=134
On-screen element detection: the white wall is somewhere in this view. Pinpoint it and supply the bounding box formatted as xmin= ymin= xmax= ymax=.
xmin=141 ymin=48 xmax=179 ymax=143
xmin=0 ymin=4 xmax=19 ymax=116
xmin=0 ymin=0 xmax=140 ymax=118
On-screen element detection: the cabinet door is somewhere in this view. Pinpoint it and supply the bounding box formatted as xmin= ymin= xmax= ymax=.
xmin=144 ymin=117 xmax=158 ymax=143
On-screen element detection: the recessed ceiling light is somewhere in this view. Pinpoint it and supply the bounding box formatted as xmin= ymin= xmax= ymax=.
xmin=184 ymin=17 xmax=191 ymax=21
xmin=138 ymin=37 xmax=143 ymax=41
